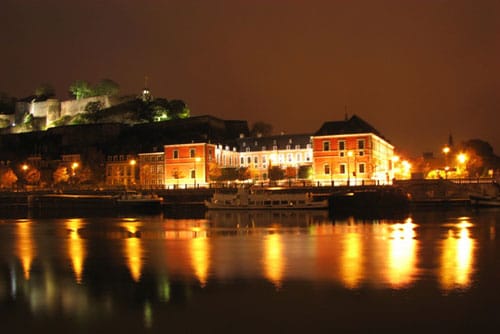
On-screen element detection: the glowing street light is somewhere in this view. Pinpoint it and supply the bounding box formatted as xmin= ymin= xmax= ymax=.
xmin=194 ymin=157 xmax=201 ymax=187
xmin=21 ymin=164 xmax=28 ymax=172
xmin=129 ymin=159 xmax=136 ymax=185
xmin=347 ymin=150 xmax=353 ymax=186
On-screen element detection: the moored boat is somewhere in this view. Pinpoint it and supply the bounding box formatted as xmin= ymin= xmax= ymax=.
xmin=204 ymin=186 xmax=328 ymax=210
xmin=116 ymin=191 xmax=164 ymax=211
xmin=469 ymin=194 xmax=500 ymax=207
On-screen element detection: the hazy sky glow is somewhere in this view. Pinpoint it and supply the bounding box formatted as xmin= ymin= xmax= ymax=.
xmin=1 ymin=0 xmax=498 ymax=157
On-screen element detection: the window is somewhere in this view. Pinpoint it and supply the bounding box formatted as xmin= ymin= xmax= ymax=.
xmin=190 ymin=149 xmax=196 ymax=158
xmin=247 ymin=157 xmax=251 ymax=164
xmin=359 ymin=151 xmax=364 ymax=156
xmin=208 ymin=150 xmax=212 ymax=161
xmin=296 ymin=153 xmax=302 ymax=162
xmin=191 ymin=170 xmax=196 ymax=178
xmin=246 ymin=147 xmax=250 ymax=152
xmin=340 ymin=163 xmax=347 ymax=174
xmin=240 ymin=157 xmax=244 ymax=165
xmin=324 ymin=164 xmax=330 ymax=175
xmin=173 ymin=150 xmax=179 ymax=159
xmin=262 ymin=146 xmax=266 ymax=151
xmin=295 ymin=144 xmax=301 ymax=149
xmin=338 ymin=140 xmax=346 ymax=151
xmin=286 ymin=145 xmax=291 ymax=150
xmin=359 ymin=163 xmax=365 ymax=174
xmin=287 ymin=153 xmax=292 ymax=162
xmin=358 ymin=139 xmax=365 ymax=150
xmin=323 ymin=141 xmax=330 ymax=151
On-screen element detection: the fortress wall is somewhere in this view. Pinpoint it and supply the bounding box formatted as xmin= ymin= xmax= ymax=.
xmin=61 ymin=95 xmax=118 ymax=117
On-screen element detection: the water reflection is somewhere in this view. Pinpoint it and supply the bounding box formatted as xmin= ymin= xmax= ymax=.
xmin=340 ymin=227 xmax=363 ymax=289
xmin=0 ymin=208 xmax=497 ymax=331
xmin=122 ymin=219 xmax=144 ymax=282
xmin=263 ymin=232 xmax=284 ymax=289
xmin=440 ymin=219 xmax=475 ymax=291
xmin=386 ymin=219 xmax=417 ymax=288
xmin=15 ymin=220 xmax=35 ymax=280
xmin=66 ymin=219 xmax=86 ymax=284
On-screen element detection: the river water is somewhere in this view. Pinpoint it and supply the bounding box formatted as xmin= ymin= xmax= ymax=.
xmin=0 ymin=207 xmax=499 ymax=333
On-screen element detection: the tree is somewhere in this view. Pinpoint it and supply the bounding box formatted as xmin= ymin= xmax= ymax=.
xmin=237 ymin=167 xmax=250 ymax=181
xmin=34 ymin=83 xmax=55 ymax=98
xmin=94 ymin=79 xmax=119 ymax=96
xmin=268 ymin=166 xmax=285 ymax=181
xmin=0 ymin=92 xmax=16 ymax=114
xmin=69 ymin=80 xmax=92 ymax=100
xmin=168 ymin=100 xmax=190 ymax=119
xmin=250 ymin=121 xmax=273 ymax=137
xmin=0 ymin=168 xmax=17 ymax=188
xmin=298 ymin=165 xmax=312 ymax=180
xmin=24 ymin=167 xmax=41 ymax=185
xmin=53 ymin=166 xmax=70 ymax=184
xmin=84 ymin=101 xmax=103 ymax=123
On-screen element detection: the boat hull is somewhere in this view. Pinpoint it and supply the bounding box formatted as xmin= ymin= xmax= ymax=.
xmin=204 ymin=200 xmax=328 ymax=210
xmin=470 ymin=195 xmax=500 ymax=207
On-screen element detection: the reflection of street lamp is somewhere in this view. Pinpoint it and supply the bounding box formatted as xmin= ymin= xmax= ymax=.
xmin=194 ymin=157 xmax=201 ymax=187
xmin=347 ymin=151 xmax=353 ymax=186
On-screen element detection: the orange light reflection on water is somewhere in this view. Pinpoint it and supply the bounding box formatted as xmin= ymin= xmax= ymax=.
xmin=66 ymin=219 xmax=86 ymax=284
xmin=263 ymin=232 xmax=284 ymax=289
xmin=16 ymin=220 xmax=34 ymax=280
xmin=122 ymin=221 xmax=144 ymax=282
xmin=440 ymin=220 xmax=475 ymax=291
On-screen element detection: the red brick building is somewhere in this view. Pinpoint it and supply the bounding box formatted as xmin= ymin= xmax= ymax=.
xmin=312 ymin=115 xmax=394 ymax=185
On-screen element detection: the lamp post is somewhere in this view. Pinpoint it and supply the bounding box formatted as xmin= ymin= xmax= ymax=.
xmin=129 ymin=159 xmax=136 ymax=186
xmin=194 ymin=157 xmax=201 ymax=188
xmin=456 ymin=153 xmax=467 ymax=179
xmin=21 ymin=164 xmax=28 ymax=190
xmin=347 ymin=151 xmax=353 ymax=186
xmin=442 ymin=146 xmax=450 ymax=176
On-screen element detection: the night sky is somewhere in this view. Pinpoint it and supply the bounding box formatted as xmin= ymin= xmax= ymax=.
xmin=1 ymin=0 xmax=498 ymax=157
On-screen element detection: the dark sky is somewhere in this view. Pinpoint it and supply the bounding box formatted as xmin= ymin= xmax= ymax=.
xmin=1 ymin=0 xmax=498 ymax=157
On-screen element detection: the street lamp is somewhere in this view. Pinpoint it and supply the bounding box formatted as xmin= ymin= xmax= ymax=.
xmin=347 ymin=151 xmax=353 ymax=186
xmin=71 ymin=162 xmax=79 ymax=176
xmin=129 ymin=159 xmax=136 ymax=186
xmin=456 ymin=153 xmax=467 ymax=179
xmin=194 ymin=157 xmax=201 ymax=188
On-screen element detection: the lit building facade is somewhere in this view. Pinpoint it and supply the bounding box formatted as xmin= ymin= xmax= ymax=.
xmin=163 ymin=143 xmax=239 ymax=188
xmin=236 ymin=134 xmax=313 ymax=182
xmin=312 ymin=115 xmax=394 ymax=185
xmin=105 ymin=154 xmax=138 ymax=186
xmin=138 ymin=152 xmax=164 ymax=188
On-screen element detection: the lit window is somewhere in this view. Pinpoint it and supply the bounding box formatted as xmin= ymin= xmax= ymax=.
xmin=324 ymin=164 xmax=330 ymax=175
xmin=340 ymin=164 xmax=346 ymax=174
xmin=338 ymin=140 xmax=346 ymax=151
xmin=359 ymin=163 xmax=365 ymax=174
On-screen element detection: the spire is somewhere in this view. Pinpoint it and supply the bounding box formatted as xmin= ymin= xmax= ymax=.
xmin=448 ymin=133 xmax=454 ymax=147
xmin=141 ymin=75 xmax=152 ymax=102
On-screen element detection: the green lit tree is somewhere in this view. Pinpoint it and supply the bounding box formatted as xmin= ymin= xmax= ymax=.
xmin=94 ymin=79 xmax=119 ymax=96
xmin=34 ymin=83 xmax=55 ymax=98
xmin=69 ymin=80 xmax=93 ymax=100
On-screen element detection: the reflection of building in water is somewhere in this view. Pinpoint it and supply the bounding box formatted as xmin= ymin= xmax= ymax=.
xmin=122 ymin=221 xmax=144 ymax=282
xmin=16 ymin=221 xmax=35 ymax=280
xmin=386 ymin=219 xmax=417 ymax=288
xmin=340 ymin=227 xmax=363 ymax=289
xmin=263 ymin=233 xmax=285 ymax=289
xmin=440 ymin=220 xmax=475 ymax=291
xmin=66 ymin=219 xmax=86 ymax=284
xmin=206 ymin=210 xmax=329 ymax=228
xmin=190 ymin=232 xmax=210 ymax=287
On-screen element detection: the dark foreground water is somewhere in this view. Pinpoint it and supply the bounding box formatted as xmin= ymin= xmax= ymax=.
xmin=0 ymin=207 xmax=499 ymax=333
